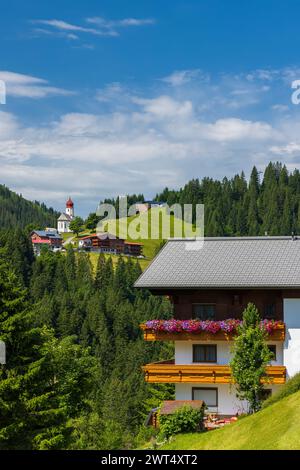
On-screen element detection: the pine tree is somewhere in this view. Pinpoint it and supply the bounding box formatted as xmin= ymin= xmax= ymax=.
xmin=65 ymin=245 xmax=76 ymax=287
xmin=95 ymin=252 xmax=106 ymax=290
xmin=281 ymin=190 xmax=292 ymax=235
xmin=0 ymin=253 xmax=66 ymax=449
xmin=246 ymin=166 xmax=260 ymax=235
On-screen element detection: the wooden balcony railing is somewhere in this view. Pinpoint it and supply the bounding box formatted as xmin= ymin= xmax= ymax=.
xmin=143 ymin=360 xmax=286 ymax=385
xmin=141 ymin=321 xmax=285 ymax=342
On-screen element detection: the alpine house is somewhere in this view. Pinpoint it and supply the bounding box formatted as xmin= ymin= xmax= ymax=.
xmin=134 ymin=237 xmax=300 ymax=416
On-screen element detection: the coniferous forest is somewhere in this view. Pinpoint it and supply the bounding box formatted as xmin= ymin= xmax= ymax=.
xmin=0 ymin=184 xmax=58 ymax=230
xmin=1 ymin=161 xmax=300 ymax=449
xmin=0 ymin=232 xmax=173 ymax=449
xmin=156 ymin=162 xmax=300 ymax=236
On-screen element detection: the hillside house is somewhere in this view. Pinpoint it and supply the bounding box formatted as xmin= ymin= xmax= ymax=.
xmin=31 ymin=230 xmax=62 ymax=255
xmin=135 ymin=237 xmax=300 ymax=416
xmin=78 ymin=233 xmax=143 ymax=256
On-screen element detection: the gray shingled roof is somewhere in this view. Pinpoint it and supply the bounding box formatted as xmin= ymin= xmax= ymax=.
xmin=134 ymin=237 xmax=300 ymax=289
xmin=32 ymin=230 xmax=62 ymax=240
xmin=58 ymin=212 xmax=71 ymax=221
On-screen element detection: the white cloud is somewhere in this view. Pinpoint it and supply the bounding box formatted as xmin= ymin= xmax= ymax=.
xmin=96 ymin=82 xmax=127 ymax=103
xmin=204 ymin=118 xmax=274 ymax=142
xmin=270 ymin=142 xmax=300 ymax=156
xmin=117 ymin=18 xmax=155 ymax=26
xmin=2 ymin=68 xmax=300 ymax=214
xmin=32 ymin=16 xmax=155 ymax=40
xmin=87 ymin=16 xmax=155 ymax=28
xmin=161 ymin=69 xmax=209 ymax=87
xmin=272 ymin=104 xmax=289 ymax=112
xmin=0 ymin=111 xmax=19 ymax=138
xmin=34 ymin=19 xmax=117 ymax=37
xmin=132 ymin=95 xmax=193 ymax=118
xmin=0 ymin=71 xmax=74 ymax=98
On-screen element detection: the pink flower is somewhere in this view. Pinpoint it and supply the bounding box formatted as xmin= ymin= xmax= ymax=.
xmin=144 ymin=318 xmax=281 ymax=334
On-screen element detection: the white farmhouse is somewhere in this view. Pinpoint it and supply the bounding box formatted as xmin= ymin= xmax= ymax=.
xmin=135 ymin=237 xmax=300 ymax=416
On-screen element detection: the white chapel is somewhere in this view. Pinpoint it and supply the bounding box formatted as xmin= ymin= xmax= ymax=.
xmin=57 ymin=197 xmax=74 ymax=233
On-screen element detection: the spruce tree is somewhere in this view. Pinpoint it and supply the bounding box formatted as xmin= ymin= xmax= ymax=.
xmin=95 ymin=252 xmax=106 ymax=290
xmin=0 ymin=254 xmax=66 ymax=449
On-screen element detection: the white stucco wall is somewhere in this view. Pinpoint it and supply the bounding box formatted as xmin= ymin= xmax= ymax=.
xmin=175 ymin=341 xmax=283 ymax=366
xmin=58 ymin=220 xmax=71 ymax=233
xmin=283 ymin=298 xmax=300 ymax=378
xmin=175 ymin=383 xmax=281 ymax=415
xmin=174 ymin=340 xmax=283 ymax=415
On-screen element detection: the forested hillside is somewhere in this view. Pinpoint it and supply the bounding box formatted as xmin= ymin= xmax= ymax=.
xmin=0 ymin=230 xmax=173 ymax=449
xmin=155 ymin=162 xmax=300 ymax=236
xmin=0 ymin=184 xmax=58 ymax=229
xmin=101 ymin=162 xmax=300 ymax=237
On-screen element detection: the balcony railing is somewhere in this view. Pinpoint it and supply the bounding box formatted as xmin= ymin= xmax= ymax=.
xmin=143 ymin=360 xmax=286 ymax=384
xmin=141 ymin=320 xmax=285 ymax=342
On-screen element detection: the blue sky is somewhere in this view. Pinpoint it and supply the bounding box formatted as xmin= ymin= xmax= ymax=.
xmin=1 ymin=0 xmax=300 ymax=215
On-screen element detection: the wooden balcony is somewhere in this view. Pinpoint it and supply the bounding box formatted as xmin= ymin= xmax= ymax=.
xmin=143 ymin=360 xmax=286 ymax=385
xmin=141 ymin=322 xmax=285 ymax=342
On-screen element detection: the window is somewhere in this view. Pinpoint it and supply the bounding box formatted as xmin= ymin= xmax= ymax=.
xmin=264 ymin=303 xmax=275 ymax=319
xmin=268 ymin=345 xmax=276 ymax=360
xmin=193 ymin=304 xmax=216 ymax=320
xmin=192 ymin=387 xmax=218 ymax=407
xmin=193 ymin=344 xmax=217 ymax=363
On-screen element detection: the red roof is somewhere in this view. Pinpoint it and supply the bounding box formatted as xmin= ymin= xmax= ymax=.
xmin=160 ymin=400 xmax=204 ymax=415
xmin=66 ymin=197 xmax=74 ymax=208
xmin=79 ymin=233 xmax=97 ymax=240
xmin=79 ymin=232 xmax=126 ymax=241
xmin=125 ymin=241 xmax=143 ymax=246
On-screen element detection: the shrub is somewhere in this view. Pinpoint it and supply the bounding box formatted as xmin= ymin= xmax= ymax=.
xmin=230 ymin=303 xmax=273 ymax=413
xmin=158 ymin=405 xmax=205 ymax=439
xmin=263 ymin=372 xmax=300 ymax=408
xmin=134 ymin=425 xmax=159 ymax=449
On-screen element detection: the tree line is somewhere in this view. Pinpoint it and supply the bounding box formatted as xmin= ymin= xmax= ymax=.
xmin=154 ymin=162 xmax=300 ymax=236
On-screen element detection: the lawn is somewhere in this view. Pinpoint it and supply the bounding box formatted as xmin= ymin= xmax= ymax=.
xmin=161 ymin=390 xmax=300 ymax=450
xmin=65 ymin=207 xmax=197 ymax=266
xmin=88 ymin=252 xmax=151 ymax=272
xmin=98 ymin=207 xmax=198 ymax=259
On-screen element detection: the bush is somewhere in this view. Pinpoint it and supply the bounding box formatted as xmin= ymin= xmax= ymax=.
xmin=134 ymin=425 xmax=159 ymax=449
xmin=263 ymin=372 xmax=300 ymax=408
xmin=159 ymin=405 xmax=205 ymax=439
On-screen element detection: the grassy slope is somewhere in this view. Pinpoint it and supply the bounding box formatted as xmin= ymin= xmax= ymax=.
xmin=88 ymin=252 xmax=151 ymax=272
xmin=67 ymin=207 xmax=195 ymax=271
xmin=161 ymin=390 xmax=300 ymax=450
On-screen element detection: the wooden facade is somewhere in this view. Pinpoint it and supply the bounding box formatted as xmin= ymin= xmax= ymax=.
xmin=143 ymin=360 xmax=286 ymax=385
xmin=163 ymin=289 xmax=286 ymax=321
xmin=79 ymin=234 xmax=143 ymax=256
xmin=144 ymin=288 xmax=300 ymax=322
xmin=124 ymin=241 xmax=143 ymax=256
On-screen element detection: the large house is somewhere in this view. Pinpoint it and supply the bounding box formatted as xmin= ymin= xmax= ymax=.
xmin=135 ymin=237 xmax=300 ymax=416
xmin=78 ymin=232 xmax=143 ymax=256
xmin=31 ymin=229 xmax=62 ymax=254
xmin=57 ymin=197 xmax=74 ymax=233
